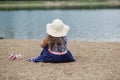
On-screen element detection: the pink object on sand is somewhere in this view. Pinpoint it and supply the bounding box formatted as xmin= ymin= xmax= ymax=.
xmin=16 ymin=54 xmax=22 ymax=60
xmin=8 ymin=54 xmax=16 ymax=60
xmin=8 ymin=54 xmax=22 ymax=60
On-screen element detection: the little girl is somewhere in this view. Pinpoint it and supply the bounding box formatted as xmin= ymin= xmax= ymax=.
xmin=27 ymin=19 xmax=75 ymax=63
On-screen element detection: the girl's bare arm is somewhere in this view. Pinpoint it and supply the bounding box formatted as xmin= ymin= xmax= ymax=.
xmin=40 ymin=37 xmax=49 ymax=48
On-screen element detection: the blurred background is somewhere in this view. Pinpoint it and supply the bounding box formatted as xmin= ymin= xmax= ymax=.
xmin=0 ymin=0 xmax=120 ymax=42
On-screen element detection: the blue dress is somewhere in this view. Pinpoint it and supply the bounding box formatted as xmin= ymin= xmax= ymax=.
xmin=32 ymin=46 xmax=75 ymax=63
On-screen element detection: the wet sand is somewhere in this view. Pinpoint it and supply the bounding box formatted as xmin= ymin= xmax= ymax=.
xmin=0 ymin=39 xmax=120 ymax=80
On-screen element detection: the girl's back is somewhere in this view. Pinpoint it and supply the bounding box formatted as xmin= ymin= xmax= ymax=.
xmin=48 ymin=35 xmax=67 ymax=52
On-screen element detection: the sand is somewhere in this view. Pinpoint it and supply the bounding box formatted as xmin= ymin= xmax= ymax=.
xmin=0 ymin=39 xmax=120 ymax=80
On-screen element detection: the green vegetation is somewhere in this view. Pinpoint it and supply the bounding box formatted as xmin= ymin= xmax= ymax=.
xmin=0 ymin=0 xmax=119 ymax=1
xmin=0 ymin=0 xmax=120 ymax=10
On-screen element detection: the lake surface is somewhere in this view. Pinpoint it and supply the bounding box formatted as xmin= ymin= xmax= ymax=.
xmin=0 ymin=9 xmax=120 ymax=42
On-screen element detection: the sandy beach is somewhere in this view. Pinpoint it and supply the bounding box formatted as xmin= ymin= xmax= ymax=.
xmin=0 ymin=39 xmax=120 ymax=80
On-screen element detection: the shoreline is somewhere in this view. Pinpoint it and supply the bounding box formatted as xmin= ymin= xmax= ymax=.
xmin=1 ymin=38 xmax=120 ymax=43
xmin=0 ymin=1 xmax=120 ymax=10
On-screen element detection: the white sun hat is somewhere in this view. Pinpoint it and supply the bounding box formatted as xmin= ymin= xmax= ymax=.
xmin=46 ymin=19 xmax=70 ymax=37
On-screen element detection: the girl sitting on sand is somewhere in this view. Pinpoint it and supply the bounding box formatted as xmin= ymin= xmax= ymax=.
xmin=27 ymin=19 xmax=75 ymax=63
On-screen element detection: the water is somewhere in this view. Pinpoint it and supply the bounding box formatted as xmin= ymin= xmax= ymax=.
xmin=0 ymin=9 xmax=120 ymax=42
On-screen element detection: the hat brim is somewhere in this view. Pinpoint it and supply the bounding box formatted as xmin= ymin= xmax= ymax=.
xmin=46 ymin=23 xmax=69 ymax=37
